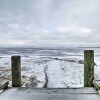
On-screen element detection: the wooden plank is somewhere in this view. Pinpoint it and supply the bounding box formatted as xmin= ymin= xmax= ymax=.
xmin=84 ymin=50 xmax=94 ymax=87
xmin=93 ymin=80 xmax=100 ymax=90
xmin=17 ymin=87 xmax=98 ymax=94
xmin=0 ymin=81 xmax=9 ymax=90
xmin=0 ymin=81 xmax=9 ymax=94
xmin=0 ymin=88 xmax=100 ymax=100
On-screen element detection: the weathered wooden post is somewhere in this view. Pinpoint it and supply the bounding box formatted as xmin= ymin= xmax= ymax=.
xmin=84 ymin=50 xmax=94 ymax=87
xmin=11 ymin=56 xmax=21 ymax=87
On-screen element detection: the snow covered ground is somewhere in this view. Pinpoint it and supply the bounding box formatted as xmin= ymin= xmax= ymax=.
xmin=0 ymin=47 xmax=100 ymax=88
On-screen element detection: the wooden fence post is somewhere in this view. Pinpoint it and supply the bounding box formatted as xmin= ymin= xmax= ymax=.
xmin=11 ymin=56 xmax=21 ymax=87
xmin=84 ymin=50 xmax=94 ymax=87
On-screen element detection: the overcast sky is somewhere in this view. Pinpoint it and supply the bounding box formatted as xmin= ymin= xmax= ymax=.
xmin=0 ymin=0 xmax=100 ymax=47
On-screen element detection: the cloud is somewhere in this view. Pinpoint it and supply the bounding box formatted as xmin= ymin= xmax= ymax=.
xmin=57 ymin=26 xmax=92 ymax=38
xmin=0 ymin=0 xmax=100 ymax=47
xmin=59 ymin=26 xmax=91 ymax=33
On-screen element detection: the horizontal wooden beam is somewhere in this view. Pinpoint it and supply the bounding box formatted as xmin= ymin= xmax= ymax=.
xmin=0 ymin=81 xmax=9 ymax=90
xmin=93 ymin=80 xmax=100 ymax=90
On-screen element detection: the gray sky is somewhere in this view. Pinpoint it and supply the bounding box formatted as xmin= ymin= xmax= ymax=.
xmin=0 ymin=0 xmax=100 ymax=47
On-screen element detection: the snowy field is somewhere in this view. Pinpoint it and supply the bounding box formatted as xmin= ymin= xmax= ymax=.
xmin=0 ymin=47 xmax=100 ymax=88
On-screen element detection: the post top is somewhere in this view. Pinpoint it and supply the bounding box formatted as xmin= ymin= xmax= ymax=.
xmin=11 ymin=56 xmax=21 ymax=59
xmin=84 ymin=50 xmax=94 ymax=52
xmin=84 ymin=50 xmax=94 ymax=51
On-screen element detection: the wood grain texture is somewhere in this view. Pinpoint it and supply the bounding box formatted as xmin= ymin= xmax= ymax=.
xmin=84 ymin=50 xmax=94 ymax=87
xmin=93 ymin=80 xmax=100 ymax=90
xmin=11 ymin=56 xmax=21 ymax=87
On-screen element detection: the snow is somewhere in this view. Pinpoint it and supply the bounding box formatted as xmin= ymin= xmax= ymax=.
xmin=0 ymin=88 xmax=100 ymax=100
xmin=0 ymin=47 xmax=100 ymax=88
